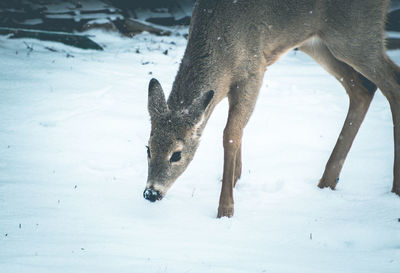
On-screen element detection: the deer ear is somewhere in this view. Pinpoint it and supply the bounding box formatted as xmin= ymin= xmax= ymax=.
xmin=201 ymin=90 xmax=214 ymax=110
xmin=188 ymin=90 xmax=214 ymax=123
xmin=148 ymin=78 xmax=168 ymax=119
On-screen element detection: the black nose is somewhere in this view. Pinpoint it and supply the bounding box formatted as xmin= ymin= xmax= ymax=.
xmin=143 ymin=188 xmax=162 ymax=202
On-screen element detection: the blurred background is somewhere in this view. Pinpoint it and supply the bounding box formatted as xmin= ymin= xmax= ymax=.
xmin=0 ymin=0 xmax=400 ymax=49
xmin=0 ymin=0 xmax=195 ymax=34
xmin=1 ymin=0 xmax=399 ymax=32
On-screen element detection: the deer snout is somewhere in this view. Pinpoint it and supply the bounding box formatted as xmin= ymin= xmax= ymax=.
xmin=143 ymin=187 xmax=163 ymax=202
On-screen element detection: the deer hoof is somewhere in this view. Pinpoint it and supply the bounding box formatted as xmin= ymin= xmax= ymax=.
xmin=318 ymin=177 xmax=338 ymax=190
xmin=392 ymin=187 xmax=400 ymax=196
xmin=217 ymin=205 xmax=234 ymax=218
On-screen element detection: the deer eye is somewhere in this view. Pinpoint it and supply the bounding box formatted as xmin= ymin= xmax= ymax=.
xmin=146 ymin=146 xmax=151 ymax=158
xmin=170 ymin=151 xmax=182 ymax=163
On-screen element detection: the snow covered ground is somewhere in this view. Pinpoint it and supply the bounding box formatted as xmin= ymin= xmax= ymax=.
xmin=0 ymin=30 xmax=399 ymax=273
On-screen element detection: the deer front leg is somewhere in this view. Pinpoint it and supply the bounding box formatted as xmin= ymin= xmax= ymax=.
xmin=217 ymin=79 xmax=262 ymax=218
xmin=217 ymin=131 xmax=239 ymax=218
xmin=218 ymin=140 xmax=241 ymax=218
xmin=234 ymin=143 xmax=242 ymax=187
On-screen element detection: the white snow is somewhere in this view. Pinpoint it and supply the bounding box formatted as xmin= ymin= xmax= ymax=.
xmin=0 ymin=30 xmax=399 ymax=273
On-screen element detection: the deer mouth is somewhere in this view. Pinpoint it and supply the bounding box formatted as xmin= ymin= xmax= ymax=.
xmin=143 ymin=188 xmax=163 ymax=202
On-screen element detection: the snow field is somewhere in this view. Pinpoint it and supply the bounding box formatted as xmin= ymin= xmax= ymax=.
xmin=0 ymin=30 xmax=399 ymax=273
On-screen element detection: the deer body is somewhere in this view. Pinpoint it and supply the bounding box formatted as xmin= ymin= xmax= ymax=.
xmin=144 ymin=0 xmax=400 ymax=217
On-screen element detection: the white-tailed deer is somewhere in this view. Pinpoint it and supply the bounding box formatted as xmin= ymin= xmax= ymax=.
xmin=143 ymin=0 xmax=400 ymax=217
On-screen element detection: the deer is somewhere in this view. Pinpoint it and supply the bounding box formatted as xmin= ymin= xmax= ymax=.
xmin=143 ymin=0 xmax=400 ymax=218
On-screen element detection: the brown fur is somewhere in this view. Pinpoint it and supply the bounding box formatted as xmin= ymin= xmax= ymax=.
xmin=144 ymin=0 xmax=400 ymax=217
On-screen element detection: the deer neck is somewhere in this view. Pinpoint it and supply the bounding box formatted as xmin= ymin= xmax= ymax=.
xmin=167 ymin=49 xmax=230 ymax=125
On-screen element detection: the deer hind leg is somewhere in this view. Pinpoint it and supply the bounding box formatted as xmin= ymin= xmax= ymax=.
xmin=299 ymin=38 xmax=376 ymax=190
xmin=218 ymin=77 xmax=263 ymax=218
xmin=354 ymin=57 xmax=400 ymax=196
xmin=385 ymin=59 xmax=400 ymax=195
xmin=322 ymin=33 xmax=400 ymax=195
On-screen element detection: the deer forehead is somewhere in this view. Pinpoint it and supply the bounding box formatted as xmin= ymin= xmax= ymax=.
xmin=152 ymin=113 xmax=198 ymax=137
xmin=149 ymin=128 xmax=186 ymax=152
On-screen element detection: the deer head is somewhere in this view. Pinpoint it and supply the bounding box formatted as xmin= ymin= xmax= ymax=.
xmin=143 ymin=78 xmax=214 ymax=202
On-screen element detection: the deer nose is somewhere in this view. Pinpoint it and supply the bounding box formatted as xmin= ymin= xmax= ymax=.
xmin=143 ymin=188 xmax=163 ymax=202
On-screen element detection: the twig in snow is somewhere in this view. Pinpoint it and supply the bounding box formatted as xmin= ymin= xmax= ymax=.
xmin=44 ymin=46 xmax=58 ymax=52
xmin=23 ymin=41 xmax=33 ymax=56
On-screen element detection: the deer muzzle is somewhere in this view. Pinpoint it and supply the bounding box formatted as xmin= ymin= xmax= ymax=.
xmin=143 ymin=187 xmax=163 ymax=202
